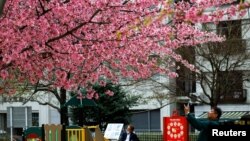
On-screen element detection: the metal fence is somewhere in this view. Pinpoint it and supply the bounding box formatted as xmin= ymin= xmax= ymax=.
xmin=0 ymin=131 xmax=199 ymax=141
xmin=137 ymin=131 xmax=198 ymax=141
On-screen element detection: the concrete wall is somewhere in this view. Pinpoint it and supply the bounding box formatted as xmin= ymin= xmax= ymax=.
xmin=0 ymin=101 xmax=60 ymax=127
xmin=0 ymin=91 xmax=61 ymax=129
xmin=160 ymin=103 xmax=176 ymax=131
xmin=122 ymin=74 xmax=171 ymax=110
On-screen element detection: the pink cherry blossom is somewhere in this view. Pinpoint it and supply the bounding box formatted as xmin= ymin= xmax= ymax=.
xmin=94 ymin=93 xmax=99 ymax=99
xmin=99 ymin=80 xmax=107 ymax=87
xmin=0 ymin=70 xmax=9 ymax=80
xmin=0 ymin=0 xmax=248 ymax=96
xmin=105 ymin=90 xmax=114 ymax=96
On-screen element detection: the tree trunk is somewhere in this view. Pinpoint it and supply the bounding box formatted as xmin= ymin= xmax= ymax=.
xmin=79 ymin=107 xmax=84 ymax=126
xmin=0 ymin=0 xmax=6 ymax=15
xmin=60 ymin=88 xmax=69 ymax=126
xmin=210 ymin=96 xmax=218 ymax=108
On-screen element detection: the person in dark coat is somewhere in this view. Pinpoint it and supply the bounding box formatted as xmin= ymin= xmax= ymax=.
xmin=184 ymin=104 xmax=222 ymax=141
xmin=120 ymin=124 xmax=140 ymax=141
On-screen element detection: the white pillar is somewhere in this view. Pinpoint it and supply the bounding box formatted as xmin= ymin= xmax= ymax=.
xmin=25 ymin=107 xmax=28 ymax=129
xmin=10 ymin=107 xmax=13 ymax=141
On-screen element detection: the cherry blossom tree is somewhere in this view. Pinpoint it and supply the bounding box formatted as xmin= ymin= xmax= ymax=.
xmin=0 ymin=0 xmax=249 ymax=125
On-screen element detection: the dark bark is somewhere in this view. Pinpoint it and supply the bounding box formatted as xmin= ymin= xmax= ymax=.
xmin=79 ymin=107 xmax=84 ymax=126
xmin=210 ymin=101 xmax=216 ymax=108
xmin=60 ymin=88 xmax=69 ymax=126
xmin=0 ymin=0 xmax=6 ymax=15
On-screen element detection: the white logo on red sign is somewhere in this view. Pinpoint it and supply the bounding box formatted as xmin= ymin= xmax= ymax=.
xmin=167 ymin=121 xmax=184 ymax=139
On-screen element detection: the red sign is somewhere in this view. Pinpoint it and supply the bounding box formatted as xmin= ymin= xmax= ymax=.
xmin=163 ymin=113 xmax=188 ymax=141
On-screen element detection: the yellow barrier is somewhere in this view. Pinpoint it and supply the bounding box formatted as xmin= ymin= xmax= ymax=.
xmin=65 ymin=125 xmax=109 ymax=141
xmin=27 ymin=139 xmax=39 ymax=141
xmin=87 ymin=125 xmax=109 ymax=141
xmin=66 ymin=128 xmax=85 ymax=141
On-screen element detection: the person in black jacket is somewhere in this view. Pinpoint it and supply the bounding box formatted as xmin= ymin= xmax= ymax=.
xmin=121 ymin=124 xmax=140 ymax=141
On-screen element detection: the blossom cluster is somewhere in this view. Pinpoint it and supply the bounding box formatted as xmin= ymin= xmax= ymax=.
xmin=0 ymin=0 xmax=248 ymax=97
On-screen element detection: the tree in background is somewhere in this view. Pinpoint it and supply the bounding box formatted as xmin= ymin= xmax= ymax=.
xmin=0 ymin=0 xmax=249 ymax=125
xmin=168 ymin=18 xmax=250 ymax=108
xmin=150 ymin=20 xmax=250 ymax=108
xmin=194 ymin=19 xmax=250 ymax=107
xmin=70 ymin=82 xmax=139 ymax=130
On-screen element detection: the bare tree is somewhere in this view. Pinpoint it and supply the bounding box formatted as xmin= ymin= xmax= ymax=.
xmin=194 ymin=19 xmax=250 ymax=107
xmin=145 ymin=19 xmax=250 ymax=108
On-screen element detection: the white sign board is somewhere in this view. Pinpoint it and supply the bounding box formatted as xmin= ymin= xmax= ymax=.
xmin=104 ymin=123 xmax=124 ymax=140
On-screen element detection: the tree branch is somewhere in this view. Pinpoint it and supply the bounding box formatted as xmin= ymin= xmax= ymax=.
xmin=34 ymin=100 xmax=60 ymax=112
xmin=47 ymin=9 xmax=101 ymax=43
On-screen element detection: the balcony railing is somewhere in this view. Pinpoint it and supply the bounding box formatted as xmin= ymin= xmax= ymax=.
xmin=222 ymin=0 xmax=244 ymax=5
xmin=219 ymin=89 xmax=247 ymax=103
xmin=176 ymin=90 xmax=189 ymax=97
xmin=1 ymin=96 xmax=24 ymax=102
xmin=215 ymin=39 xmax=246 ymax=55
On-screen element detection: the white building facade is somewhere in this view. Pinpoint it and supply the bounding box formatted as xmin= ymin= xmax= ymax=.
xmin=193 ymin=2 xmax=250 ymax=120
xmin=0 ymin=94 xmax=60 ymax=136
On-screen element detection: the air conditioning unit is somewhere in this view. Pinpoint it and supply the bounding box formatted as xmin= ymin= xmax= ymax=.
xmin=189 ymin=92 xmax=200 ymax=97
xmin=189 ymin=93 xmax=202 ymax=104
xmin=188 ymin=99 xmax=201 ymax=104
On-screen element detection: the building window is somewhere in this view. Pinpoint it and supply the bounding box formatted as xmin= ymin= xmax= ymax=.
xmin=217 ymin=20 xmax=241 ymax=39
xmin=216 ymin=20 xmax=246 ymax=54
xmin=176 ymin=71 xmax=196 ymax=95
xmin=130 ymin=109 xmax=160 ymax=131
xmin=220 ymin=0 xmax=244 ymax=6
xmin=232 ymin=0 xmax=244 ymax=4
xmin=32 ymin=113 xmax=39 ymax=126
xmin=217 ymin=71 xmax=246 ymax=103
xmin=176 ymin=47 xmax=196 ymax=96
xmin=0 ymin=113 xmax=7 ymax=131
xmin=175 ymin=0 xmax=190 ymax=3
